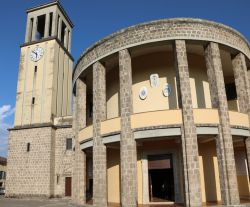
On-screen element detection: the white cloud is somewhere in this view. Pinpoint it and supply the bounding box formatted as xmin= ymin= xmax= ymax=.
xmin=0 ymin=105 xmax=15 ymax=157
xmin=0 ymin=105 xmax=15 ymax=120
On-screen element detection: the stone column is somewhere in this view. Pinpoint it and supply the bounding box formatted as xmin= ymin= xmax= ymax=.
xmin=58 ymin=17 xmax=62 ymax=40
xmin=93 ymin=61 xmax=107 ymax=207
xmin=119 ymin=49 xmax=137 ymax=207
xmin=44 ymin=13 xmax=50 ymax=38
xmin=245 ymin=138 xmax=250 ymax=174
xmin=64 ymin=28 xmax=68 ymax=49
xmin=232 ymin=53 xmax=250 ymax=182
xmin=232 ymin=53 xmax=250 ymax=113
xmin=204 ymin=42 xmax=240 ymax=205
xmin=173 ymin=40 xmax=202 ymax=207
xmin=72 ymin=79 xmax=86 ymax=205
xmin=51 ymin=12 xmax=58 ymax=37
xmin=31 ymin=16 xmax=38 ymax=41
xmin=25 ymin=17 xmax=32 ymax=42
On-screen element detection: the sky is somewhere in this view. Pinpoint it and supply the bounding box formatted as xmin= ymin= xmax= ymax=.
xmin=0 ymin=0 xmax=250 ymax=157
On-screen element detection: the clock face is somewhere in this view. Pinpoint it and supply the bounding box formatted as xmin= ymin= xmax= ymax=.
xmin=30 ymin=47 xmax=44 ymax=62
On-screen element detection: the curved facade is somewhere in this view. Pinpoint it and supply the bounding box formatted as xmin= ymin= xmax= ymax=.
xmin=72 ymin=18 xmax=250 ymax=207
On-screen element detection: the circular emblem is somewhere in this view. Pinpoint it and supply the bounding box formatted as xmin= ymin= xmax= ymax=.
xmin=139 ymin=86 xmax=148 ymax=100
xmin=163 ymin=83 xmax=171 ymax=97
xmin=150 ymin=74 xmax=159 ymax=88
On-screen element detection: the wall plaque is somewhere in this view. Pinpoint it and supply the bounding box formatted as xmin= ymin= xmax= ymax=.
xmin=163 ymin=83 xmax=171 ymax=97
xmin=139 ymin=86 xmax=148 ymax=100
xmin=150 ymin=74 xmax=159 ymax=88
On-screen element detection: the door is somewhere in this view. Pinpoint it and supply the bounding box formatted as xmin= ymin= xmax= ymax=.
xmin=65 ymin=177 xmax=72 ymax=197
xmin=148 ymin=154 xmax=174 ymax=202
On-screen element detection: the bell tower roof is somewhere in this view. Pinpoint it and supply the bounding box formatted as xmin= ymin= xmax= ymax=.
xmin=23 ymin=0 xmax=73 ymax=53
xmin=26 ymin=0 xmax=73 ymax=28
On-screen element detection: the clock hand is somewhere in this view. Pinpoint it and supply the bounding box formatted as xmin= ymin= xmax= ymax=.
xmin=32 ymin=51 xmax=37 ymax=58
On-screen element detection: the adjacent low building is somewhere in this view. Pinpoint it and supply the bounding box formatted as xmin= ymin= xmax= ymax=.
xmin=0 ymin=157 xmax=7 ymax=189
xmin=5 ymin=1 xmax=250 ymax=207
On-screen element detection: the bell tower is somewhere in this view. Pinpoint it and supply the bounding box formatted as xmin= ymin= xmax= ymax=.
xmin=6 ymin=1 xmax=74 ymax=198
xmin=14 ymin=0 xmax=73 ymax=126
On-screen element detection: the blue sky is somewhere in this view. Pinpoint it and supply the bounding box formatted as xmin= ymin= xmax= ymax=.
xmin=0 ymin=0 xmax=250 ymax=157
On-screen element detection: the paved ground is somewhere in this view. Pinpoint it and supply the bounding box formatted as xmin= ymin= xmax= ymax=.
xmin=1 ymin=197 xmax=250 ymax=207
xmin=0 ymin=197 xmax=78 ymax=207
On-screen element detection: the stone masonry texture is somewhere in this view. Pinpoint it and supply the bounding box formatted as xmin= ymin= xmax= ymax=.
xmin=204 ymin=43 xmax=229 ymax=205
xmin=72 ymin=79 xmax=87 ymax=205
xmin=54 ymin=127 xmax=74 ymax=197
xmin=232 ymin=53 xmax=250 ymax=114
xmin=174 ymin=40 xmax=202 ymax=207
xmin=6 ymin=125 xmax=74 ymax=198
xmin=6 ymin=127 xmax=56 ymax=197
xmin=74 ymin=18 xmax=250 ymax=85
xmin=204 ymin=42 xmax=240 ymax=205
xmin=93 ymin=61 xmax=107 ymax=207
xmin=232 ymin=53 xmax=250 ymax=187
xmin=119 ymin=49 xmax=138 ymax=207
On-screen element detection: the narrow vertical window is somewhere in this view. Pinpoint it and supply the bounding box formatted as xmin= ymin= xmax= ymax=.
xmin=67 ymin=30 xmax=70 ymax=49
xmin=27 ymin=143 xmax=30 ymax=152
xmin=34 ymin=66 xmax=37 ymax=73
xmin=61 ymin=22 xmax=66 ymax=44
xmin=32 ymin=97 xmax=35 ymax=104
xmin=30 ymin=18 xmax=34 ymax=42
xmin=37 ymin=14 xmax=46 ymax=39
xmin=49 ymin=12 xmax=53 ymax=36
xmin=66 ymin=138 xmax=72 ymax=150
xmin=57 ymin=15 xmax=60 ymax=37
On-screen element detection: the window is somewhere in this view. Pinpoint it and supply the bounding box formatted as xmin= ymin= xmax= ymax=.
xmin=0 ymin=171 xmax=6 ymax=180
xmin=66 ymin=138 xmax=72 ymax=150
xmin=36 ymin=14 xmax=46 ymax=40
xmin=225 ymin=83 xmax=237 ymax=100
xmin=32 ymin=97 xmax=35 ymax=104
xmin=61 ymin=21 xmax=66 ymax=44
xmin=29 ymin=18 xmax=34 ymax=42
xmin=89 ymin=102 xmax=93 ymax=118
xmin=49 ymin=12 xmax=53 ymax=36
xmin=34 ymin=66 xmax=37 ymax=73
xmin=0 ymin=171 xmax=3 ymax=179
xmin=27 ymin=143 xmax=30 ymax=152
xmin=57 ymin=175 xmax=60 ymax=184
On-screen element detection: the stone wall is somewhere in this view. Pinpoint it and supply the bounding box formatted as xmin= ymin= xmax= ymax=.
xmin=54 ymin=127 xmax=74 ymax=197
xmin=6 ymin=127 xmax=55 ymax=197
xmin=74 ymin=18 xmax=250 ymax=84
xmin=6 ymin=125 xmax=74 ymax=198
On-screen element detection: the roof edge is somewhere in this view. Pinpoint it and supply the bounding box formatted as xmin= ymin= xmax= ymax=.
xmin=74 ymin=18 xmax=250 ymax=74
xmin=26 ymin=0 xmax=74 ymax=28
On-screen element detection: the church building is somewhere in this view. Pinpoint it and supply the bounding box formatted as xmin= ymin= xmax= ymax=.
xmin=6 ymin=1 xmax=250 ymax=207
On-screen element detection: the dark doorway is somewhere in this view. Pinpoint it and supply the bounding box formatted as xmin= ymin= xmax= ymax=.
xmin=148 ymin=154 xmax=174 ymax=202
xmin=65 ymin=177 xmax=72 ymax=197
